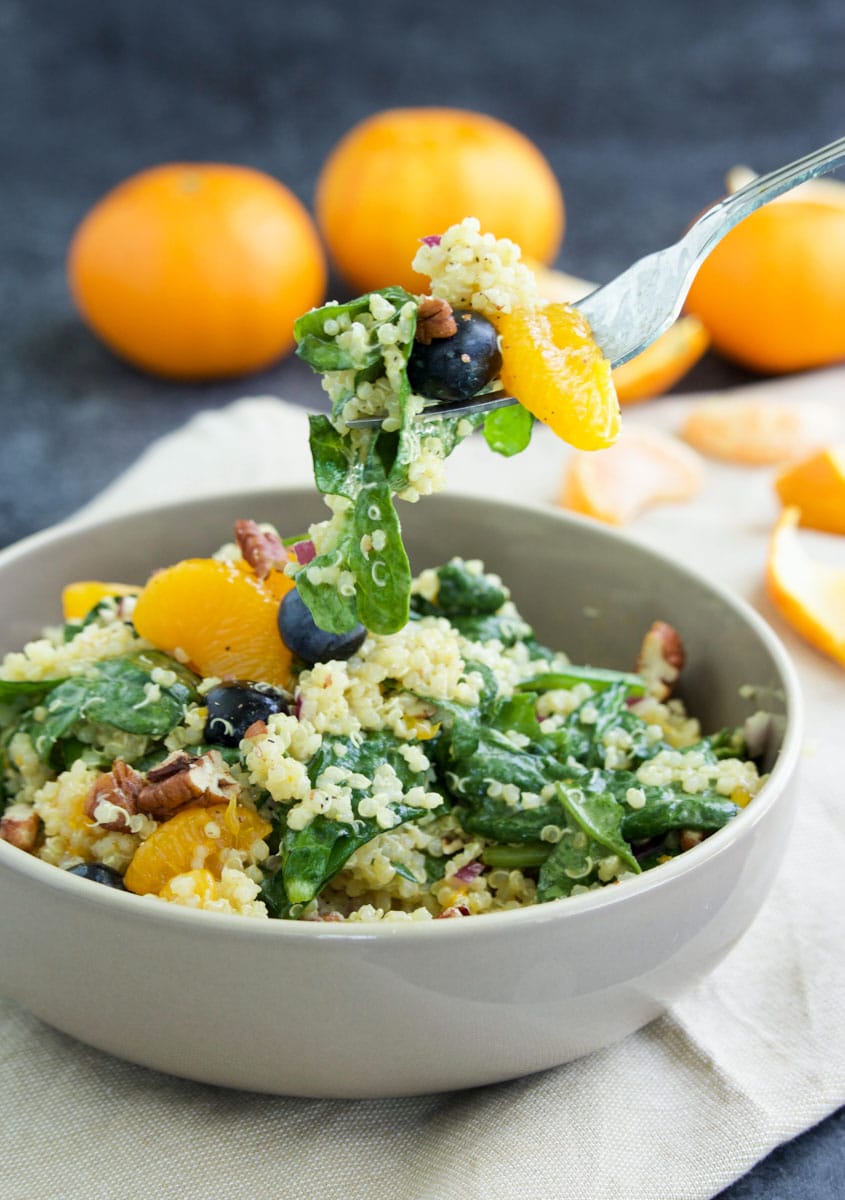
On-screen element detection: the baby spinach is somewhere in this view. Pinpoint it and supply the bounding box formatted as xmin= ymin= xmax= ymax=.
xmin=21 ymin=651 xmax=198 ymax=763
xmin=483 ymin=403 xmax=534 ymax=457
xmin=0 ymin=678 xmax=67 ymax=701
xmin=621 ymin=787 xmax=739 ymax=841
xmin=263 ymin=731 xmax=445 ymax=911
xmin=295 ymin=287 xmax=416 ymax=373
xmin=517 ymin=665 xmax=647 ymax=697
xmin=412 ymin=560 xmax=508 ymax=617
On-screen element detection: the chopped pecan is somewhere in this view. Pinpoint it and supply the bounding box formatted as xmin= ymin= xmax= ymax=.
xmin=0 ymin=803 xmax=40 ymax=851
xmin=679 ymin=829 xmax=706 ymax=852
xmin=234 ymin=519 xmax=289 ymax=581
xmin=414 ymin=297 xmax=458 ymax=345
xmin=84 ymin=759 xmax=145 ymax=831
xmin=435 ymin=904 xmax=471 ymax=919
xmin=242 ymin=719 xmax=268 ymax=740
xmin=636 ymin=620 xmax=685 ymax=701
xmin=136 ymin=749 xmax=241 ymax=820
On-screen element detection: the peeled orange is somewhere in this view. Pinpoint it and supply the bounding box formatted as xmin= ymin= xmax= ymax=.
xmin=496 ymin=303 xmax=619 ymax=450
xmin=316 ymin=108 xmax=564 ymax=293
xmin=68 ymin=164 xmax=326 ymax=380
xmin=124 ymin=804 xmax=272 ymax=896
xmin=560 ymin=427 xmax=704 ymax=525
xmin=132 ymin=558 xmax=294 ymax=686
xmin=681 ymin=397 xmax=839 ymax=465
xmin=62 ymin=581 xmax=139 ymax=621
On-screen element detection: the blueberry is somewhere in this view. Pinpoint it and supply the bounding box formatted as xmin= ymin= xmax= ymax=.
xmin=278 ymin=588 xmax=366 ymax=664
xmin=204 ymin=682 xmax=291 ymax=746
xmin=67 ymin=863 xmax=126 ymax=889
xmin=407 ymin=309 xmax=502 ymax=401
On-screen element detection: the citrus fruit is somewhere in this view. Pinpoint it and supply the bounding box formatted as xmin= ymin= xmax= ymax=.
xmin=495 ymin=303 xmax=619 ymax=450
xmin=766 ymin=506 xmax=845 ymax=668
xmin=531 ymin=264 xmax=710 ymax=402
xmin=774 ymin=445 xmax=845 ymax=534
xmin=62 ymin=581 xmax=139 ymax=621
xmin=681 ymin=397 xmax=838 ymax=465
xmin=132 ymin=558 xmax=294 ymax=685
xmin=559 ymin=427 xmax=704 ymax=525
xmin=124 ymin=803 xmax=272 ymax=895
xmin=68 ymin=163 xmax=326 ymax=380
xmin=685 ymin=197 xmax=845 ymax=373
xmin=316 ymin=108 xmax=564 ymax=293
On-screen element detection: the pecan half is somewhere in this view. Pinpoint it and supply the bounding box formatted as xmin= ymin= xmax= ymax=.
xmin=636 ymin=620 xmax=685 ymax=701
xmin=414 ymin=297 xmax=458 ymax=345
xmin=136 ymin=750 xmax=241 ymax=820
xmin=234 ymin=519 xmax=288 ymax=581
xmin=0 ymin=803 xmax=39 ymax=851
xmin=84 ymin=759 xmax=145 ymax=831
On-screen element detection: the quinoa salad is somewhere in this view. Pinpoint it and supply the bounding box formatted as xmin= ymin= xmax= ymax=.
xmin=0 ymin=221 xmax=761 ymax=921
xmin=0 ymin=539 xmax=764 ymax=922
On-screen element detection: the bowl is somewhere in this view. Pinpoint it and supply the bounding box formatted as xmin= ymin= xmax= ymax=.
xmin=0 ymin=487 xmax=802 ymax=1097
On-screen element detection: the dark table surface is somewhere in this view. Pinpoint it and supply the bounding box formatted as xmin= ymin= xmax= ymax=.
xmin=1 ymin=0 xmax=843 ymax=1193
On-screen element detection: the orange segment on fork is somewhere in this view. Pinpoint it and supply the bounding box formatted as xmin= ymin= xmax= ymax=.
xmin=495 ymin=303 xmax=620 ymax=450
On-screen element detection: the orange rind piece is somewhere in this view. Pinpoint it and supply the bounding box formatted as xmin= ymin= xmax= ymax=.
xmin=124 ymin=803 xmax=272 ymax=896
xmin=530 ymin=264 xmax=709 ymax=403
xmin=681 ymin=397 xmax=839 ymax=466
xmin=766 ymin=506 xmax=845 ymax=668
xmin=496 ymin=302 xmax=620 ymax=450
xmin=559 ymin=426 xmax=704 ymax=525
xmin=62 ymin=581 xmax=139 ymax=621
xmin=774 ymin=445 xmax=845 ymax=535
xmin=132 ymin=557 xmax=294 ymax=686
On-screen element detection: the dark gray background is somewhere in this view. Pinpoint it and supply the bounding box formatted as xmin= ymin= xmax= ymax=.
xmin=0 ymin=0 xmax=843 ymax=1192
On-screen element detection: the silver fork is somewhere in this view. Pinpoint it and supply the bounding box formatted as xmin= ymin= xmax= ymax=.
xmin=347 ymin=136 xmax=845 ymax=428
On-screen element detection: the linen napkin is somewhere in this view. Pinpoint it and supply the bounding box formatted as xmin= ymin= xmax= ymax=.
xmin=3 ymin=369 xmax=845 ymax=1200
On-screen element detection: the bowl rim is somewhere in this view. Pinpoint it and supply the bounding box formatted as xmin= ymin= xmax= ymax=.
xmin=0 ymin=484 xmax=805 ymax=945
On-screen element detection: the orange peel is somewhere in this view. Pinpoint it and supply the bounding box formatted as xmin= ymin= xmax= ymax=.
xmin=559 ymin=426 xmax=704 ymax=525
xmin=774 ymin=445 xmax=845 ymax=535
xmin=765 ymin=506 xmax=845 ymax=668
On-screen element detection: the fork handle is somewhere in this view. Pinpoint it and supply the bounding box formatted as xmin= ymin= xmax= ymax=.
xmin=685 ymin=136 xmax=845 ymax=266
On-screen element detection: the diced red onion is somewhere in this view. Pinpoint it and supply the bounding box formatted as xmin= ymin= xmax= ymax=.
xmin=419 ymin=234 xmax=441 ymax=247
xmin=453 ymin=861 xmax=484 ymax=884
xmin=292 ymin=540 xmax=316 ymax=565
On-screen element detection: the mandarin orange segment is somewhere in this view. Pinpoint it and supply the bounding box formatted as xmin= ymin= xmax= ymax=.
xmin=681 ymin=397 xmax=838 ymax=466
xmin=774 ymin=445 xmax=845 ymax=534
xmin=559 ymin=427 xmax=704 ymax=525
xmin=496 ymin=303 xmax=620 ymax=450
xmin=124 ymin=803 xmax=272 ymax=896
xmin=62 ymin=580 xmax=140 ymax=621
xmin=132 ymin=558 xmax=294 ymax=686
xmin=766 ymin=506 xmax=845 ymax=668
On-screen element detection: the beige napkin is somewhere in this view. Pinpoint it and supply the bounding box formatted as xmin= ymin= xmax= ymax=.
xmin=3 ymin=370 xmax=845 ymax=1200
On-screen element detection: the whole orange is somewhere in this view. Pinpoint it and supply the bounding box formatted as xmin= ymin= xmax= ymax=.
xmin=685 ymin=198 xmax=845 ymax=373
xmin=68 ymin=163 xmax=327 ymax=380
xmin=316 ymin=107 xmax=564 ymax=293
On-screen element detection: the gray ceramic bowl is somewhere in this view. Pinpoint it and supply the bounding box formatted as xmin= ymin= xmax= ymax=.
xmin=0 ymin=488 xmax=802 ymax=1097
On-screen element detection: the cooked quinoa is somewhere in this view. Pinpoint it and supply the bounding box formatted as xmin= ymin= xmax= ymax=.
xmin=0 ymin=548 xmax=764 ymax=922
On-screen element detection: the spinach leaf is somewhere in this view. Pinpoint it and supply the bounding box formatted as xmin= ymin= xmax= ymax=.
xmin=22 ymin=651 xmax=198 ymax=762
xmin=450 ymin=612 xmax=534 ymax=647
xmin=621 ymin=788 xmax=739 ymax=841
xmin=436 ymin=561 xmax=508 ymax=616
xmin=489 ymin=691 xmax=543 ymax=742
xmin=556 ymin=778 xmax=640 ymax=872
xmin=308 ymin=415 xmax=356 ymax=498
xmin=347 ymin=480 xmax=411 ymax=633
xmin=536 ymin=825 xmax=610 ymax=900
xmin=294 ymin=288 xmax=416 ymax=373
xmin=0 ymin=678 xmax=67 ymax=700
xmin=517 ymin=665 xmax=647 ymax=698
xmin=266 ymin=731 xmax=444 ymax=908
xmin=483 ymin=403 xmax=534 ymax=457
xmin=481 ymin=842 xmax=552 ymax=870
xmin=460 ymin=795 xmax=567 ymax=842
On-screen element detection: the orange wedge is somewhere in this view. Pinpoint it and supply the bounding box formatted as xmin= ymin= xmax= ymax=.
xmin=496 ymin=303 xmax=620 ymax=450
xmin=62 ymin=581 xmax=139 ymax=621
xmin=132 ymin=557 xmax=294 ymax=685
xmin=559 ymin=427 xmax=704 ymax=525
xmin=530 ymin=265 xmax=710 ymax=404
xmin=766 ymin=506 xmax=845 ymax=667
xmin=774 ymin=445 xmax=845 ymax=534
xmin=681 ymin=397 xmax=838 ymax=466
xmin=124 ymin=803 xmax=272 ymax=895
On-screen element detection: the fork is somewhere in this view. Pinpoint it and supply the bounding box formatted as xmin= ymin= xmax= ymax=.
xmin=347 ymin=135 xmax=845 ymax=428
